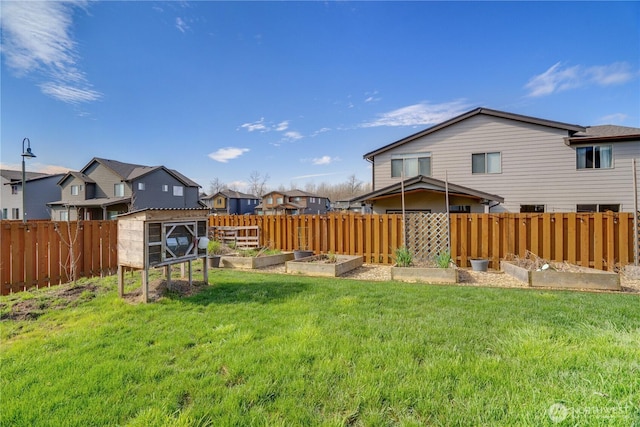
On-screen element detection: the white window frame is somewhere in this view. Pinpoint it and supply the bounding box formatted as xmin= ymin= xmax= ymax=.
xmin=472 ymin=152 xmax=501 ymax=174
xmin=114 ymin=183 xmax=125 ymax=197
xmin=60 ymin=211 xmax=68 ymax=221
xmin=391 ymin=153 xmax=432 ymax=178
xmin=576 ymin=145 xmax=613 ymax=170
xmin=138 ymin=182 xmax=145 ymax=190
xmin=71 ymin=185 xmax=81 ymax=196
xmin=162 ymin=184 xmax=169 ymax=192
xmin=173 ymin=185 xmax=183 ymax=196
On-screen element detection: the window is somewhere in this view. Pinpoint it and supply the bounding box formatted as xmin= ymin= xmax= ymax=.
xmin=472 ymin=152 xmax=501 ymax=174
xmin=137 ymin=182 xmax=145 ymax=190
xmin=162 ymin=185 xmax=169 ymax=192
xmin=215 ymin=198 xmax=223 ymax=206
xmin=2 ymin=208 xmax=7 ymax=219
xmin=107 ymin=211 xmax=118 ymax=220
xmin=391 ymin=153 xmax=431 ymax=178
xmin=11 ymin=185 xmax=18 ymax=195
xmin=71 ymin=185 xmax=81 ymax=196
xmin=12 ymin=208 xmax=19 ymax=220
xmin=173 ymin=186 xmax=183 ymax=196
xmin=449 ymin=205 xmax=471 ymax=213
xmin=293 ymin=197 xmax=301 ymax=202
xmin=520 ymin=205 xmax=545 ymax=213
xmin=310 ymin=197 xmax=316 ymax=203
xmin=577 ymin=204 xmax=619 ymax=213
xmin=267 ymin=197 xmax=273 ymax=204
xmin=576 ymin=145 xmax=612 ymax=169
xmin=59 ymin=211 xmax=68 ymax=221
xmin=276 ymin=197 xmax=283 ymax=204
xmin=114 ymin=183 xmax=125 ymax=197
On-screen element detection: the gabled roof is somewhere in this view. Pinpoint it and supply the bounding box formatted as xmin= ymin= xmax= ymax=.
xmin=262 ymin=189 xmax=324 ymax=198
xmin=78 ymin=157 xmax=200 ymax=187
xmin=203 ymin=189 xmax=259 ymax=200
xmin=57 ymin=171 xmax=96 ymax=186
xmin=363 ymin=107 xmax=586 ymax=160
xmin=1 ymin=169 xmax=51 ymax=182
xmin=565 ymin=124 xmax=640 ymax=144
xmin=351 ymin=175 xmax=504 ymax=204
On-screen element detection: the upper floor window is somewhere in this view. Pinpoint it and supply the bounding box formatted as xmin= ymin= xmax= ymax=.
xmin=277 ymin=197 xmax=283 ymax=204
xmin=576 ymin=145 xmax=612 ymax=169
xmin=114 ymin=183 xmax=125 ymax=197
xmin=71 ymin=185 xmax=82 ymax=196
xmin=215 ymin=198 xmax=223 ymax=206
xmin=310 ymin=197 xmax=316 ymax=203
xmin=173 ymin=186 xmax=183 ymax=196
xmin=267 ymin=197 xmax=273 ymax=204
xmin=162 ymin=185 xmax=169 ymax=192
xmin=391 ymin=153 xmax=431 ymax=178
xmin=137 ymin=182 xmax=145 ymax=190
xmin=11 ymin=185 xmax=18 ymax=195
xmin=472 ymin=152 xmax=501 ymax=174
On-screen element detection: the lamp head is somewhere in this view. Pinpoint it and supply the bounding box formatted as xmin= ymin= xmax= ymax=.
xmin=22 ymin=147 xmax=36 ymax=159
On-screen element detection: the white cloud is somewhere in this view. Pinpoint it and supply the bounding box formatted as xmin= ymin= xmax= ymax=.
xmin=525 ymin=61 xmax=636 ymax=97
xmin=208 ymin=147 xmax=249 ymax=163
xmin=361 ymin=100 xmax=472 ymax=128
xmin=311 ymin=155 xmax=340 ymax=165
xmin=283 ymin=131 xmax=303 ymax=141
xmin=310 ymin=127 xmax=331 ymax=137
xmin=176 ymin=17 xmax=190 ymax=33
xmin=275 ymin=120 xmax=289 ymax=131
xmin=0 ymin=1 xmax=102 ymax=104
xmin=239 ymin=118 xmax=268 ymax=132
xmin=292 ymin=172 xmax=343 ymax=180
xmin=596 ymin=113 xmax=628 ymax=125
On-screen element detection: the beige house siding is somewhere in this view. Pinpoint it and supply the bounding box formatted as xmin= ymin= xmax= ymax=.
xmin=85 ymin=162 xmax=132 ymax=198
xmin=373 ymin=115 xmax=640 ymax=212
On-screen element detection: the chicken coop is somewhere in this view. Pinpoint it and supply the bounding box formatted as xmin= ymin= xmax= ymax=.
xmin=117 ymin=208 xmax=210 ymax=302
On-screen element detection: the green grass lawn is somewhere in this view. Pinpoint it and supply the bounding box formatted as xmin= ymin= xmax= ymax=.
xmin=1 ymin=265 xmax=639 ymax=426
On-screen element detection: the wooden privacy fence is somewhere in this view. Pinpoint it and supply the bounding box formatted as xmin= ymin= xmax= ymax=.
xmin=211 ymin=213 xmax=637 ymax=271
xmin=1 ymin=220 xmax=118 ymax=295
xmin=1 ymin=213 xmax=636 ymax=294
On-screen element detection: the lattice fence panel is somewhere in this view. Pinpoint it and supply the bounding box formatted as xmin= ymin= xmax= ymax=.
xmin=405 ymin=213 xmax=449 ymax=262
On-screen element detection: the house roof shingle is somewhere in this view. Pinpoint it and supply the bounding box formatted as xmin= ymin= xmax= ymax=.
xmin=363 ymin=107 xmax=586 ymax=160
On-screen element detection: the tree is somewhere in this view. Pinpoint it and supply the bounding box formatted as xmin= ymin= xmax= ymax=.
xmin=248 ymin=171 xmax=270 ymax=197
xmin=209 ymin=177 xmax=225 ymax=195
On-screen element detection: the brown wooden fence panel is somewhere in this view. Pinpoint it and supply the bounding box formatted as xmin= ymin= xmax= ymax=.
xmin=0 ymin=220 xmax=119 ymax=295
xmin=1 ymin=213 xmax=636 ymax=294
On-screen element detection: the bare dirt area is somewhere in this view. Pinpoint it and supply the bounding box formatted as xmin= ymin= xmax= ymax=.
xmin=122 ymin=278 xmax=209 ymax=303
xmin=1 ymin=282 xmax=103 ymax=321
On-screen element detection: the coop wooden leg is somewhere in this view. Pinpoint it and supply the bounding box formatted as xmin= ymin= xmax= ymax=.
xmin=142 ymin=269 xmax=149 ymax=303
xmin=118 ymin=265 xmax=124 ymax=297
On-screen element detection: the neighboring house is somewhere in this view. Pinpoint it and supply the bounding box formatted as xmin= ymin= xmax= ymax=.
xmin=0 ymin=169 xmax=64 ymax=220
xmin=201 ymin=189 xmax=260 ymax=215
xmin=255 ymin=189 xmax=330 ymax=215
xmin=331 ymin=200 xmax=372 ymax=213
xmin=48 ymin=158 xmax=203 ymax=221
xmin=353 ymin=107 xmax=640 ymax=214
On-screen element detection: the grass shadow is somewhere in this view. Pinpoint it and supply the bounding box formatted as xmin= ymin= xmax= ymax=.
xmin=174 ymin=273 xmax=311 ymax=306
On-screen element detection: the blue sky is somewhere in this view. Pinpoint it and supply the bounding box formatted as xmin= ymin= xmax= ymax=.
xmin=1 ymin=1 xmax=638 ymax=192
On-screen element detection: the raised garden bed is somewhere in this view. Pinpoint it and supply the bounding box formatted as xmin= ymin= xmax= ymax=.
xmin=286 ymin=254 xmax=363 ymax=277
xmin=501 ymin=260 xmax=620 ymax=291
xmin=391 ymin=266 xmax=458 ymax=284
xmin=220 ymin=252 xmax=294 ymax=269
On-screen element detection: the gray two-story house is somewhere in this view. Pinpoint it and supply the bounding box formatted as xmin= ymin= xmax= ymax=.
xmin=201 ymin=189 xmax=260 ymax=215
xmin=48 ymin=158 xmax=203 ymax=221
xmin=1 ymin=170 xmax=64 ymax=220
xmin=255 ymin=189 xmax=330 ymax=215
xmin=353 ymin=108 xmax=640 ymax=213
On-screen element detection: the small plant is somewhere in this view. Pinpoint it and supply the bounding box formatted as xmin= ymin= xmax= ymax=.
xmin=435 ymin=249 xmax=452 ymax=269
xmin=394 ymin=246 xmax=413 ymax=267
xmin=207 ymin=240 xmax=223 ymax=255
xmin=326 ymin=252 xmax=337 ymax=263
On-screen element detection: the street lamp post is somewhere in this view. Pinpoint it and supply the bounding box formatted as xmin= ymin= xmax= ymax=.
xmin=21 ymin=138 xmax=36 ymax=223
